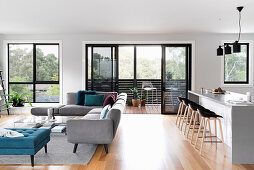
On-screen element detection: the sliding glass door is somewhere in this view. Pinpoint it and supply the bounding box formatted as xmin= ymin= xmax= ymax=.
xmin=161 ymin=45 xmax=191 ymax=114
xmin=86 ymin=44 xmax=191 ymax=114
xmin=86 ymin=45 xmax=118 ymax=92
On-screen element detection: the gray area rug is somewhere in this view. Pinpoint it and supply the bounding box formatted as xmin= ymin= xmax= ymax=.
xmin=0 ymin=134 xmax=97 ymax=165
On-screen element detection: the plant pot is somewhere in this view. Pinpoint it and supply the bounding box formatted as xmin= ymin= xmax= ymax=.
xmin=127 ymin=99 xmax=133 ymax=106
xmin=12 ymin=99 xmax=24 ymax=107
xmin=141 ymin=99 xmax=146 ymax=107
xmin=132 ymin=99 xmax=140 ymax=107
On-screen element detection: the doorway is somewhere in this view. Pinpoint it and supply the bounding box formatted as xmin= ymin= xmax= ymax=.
xmin=86 ymin=43 xmax=192 ymax=114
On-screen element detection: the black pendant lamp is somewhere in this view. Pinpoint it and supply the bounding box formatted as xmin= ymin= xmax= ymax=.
xmin=225 ymin=44 xmax=232 ymax=54
xmin=217 ymin=6 xmax=244 ymax=56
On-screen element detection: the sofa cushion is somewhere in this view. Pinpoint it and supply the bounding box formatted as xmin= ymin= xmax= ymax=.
xmin=59 ymin=105 xmax=100 ymax=116
xmin=88 ymin=108 xmax=103 ymax=114
xmin=0 ymin=129 xmax=50 ymax=149
xmin=100 ymin=105 xmax=111 ymax=119
xmin=31 ymin=105 xmax=65 ymax=116
xmin=77 ymin=90 xmax=96 ymax=105
xmin=82 ymin=114 xmax=101 ymax=120
xmin=84 ymin=94 xmax=104 ymax=106
xmin=103 ymin=94 xmax=115 ymax=107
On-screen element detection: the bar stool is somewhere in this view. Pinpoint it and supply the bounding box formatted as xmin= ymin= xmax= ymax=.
xmin=186 ymin=103 xmax=208 ymax=143
xmin=178 ymin=99 xmax=190 ymax=129
xmin=195 ymin=108 xmax=225 ymax=155
xmin=176 ymin=97 xmax=184 ymax=125
xmin=180 ymin=99 xmax=197 ymax=131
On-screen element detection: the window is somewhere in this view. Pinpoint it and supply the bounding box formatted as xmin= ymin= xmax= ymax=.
xmin=224 ymin=43 xmax=249 ymax=84
xmin=118 ymin=46 xmax=134 ymax=79
xmin=8 ymin=43 xmax=60 ymax=103
xmin=136 ymin=46 xmax=161 ymax=79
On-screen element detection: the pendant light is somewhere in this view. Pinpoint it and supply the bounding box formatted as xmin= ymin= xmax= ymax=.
xmin=217 ymin=6 xmax=244 ymax=56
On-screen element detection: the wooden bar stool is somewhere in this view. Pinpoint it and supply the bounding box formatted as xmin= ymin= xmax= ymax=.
xmin=176 ymin=97 xmax=184 ymax=125
xmin=186 ymin=103 xmax=200 ymax=140
xmin=186 ymin=104 xmax=209 ymax=143
xmin=180 ymin=99 xmax=196 ymax=131
xmin=195 ymin=109 xmax=225 ymax=155
xmin=179 ymin=99 xmax=190 ymax=130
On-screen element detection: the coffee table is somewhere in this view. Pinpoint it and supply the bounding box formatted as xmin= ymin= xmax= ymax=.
xmin=13 ymin=116 xmax=76 ymax=133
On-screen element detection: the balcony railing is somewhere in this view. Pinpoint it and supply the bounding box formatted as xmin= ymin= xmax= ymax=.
xmin=87 ymin=79 xmax=187 ymax=105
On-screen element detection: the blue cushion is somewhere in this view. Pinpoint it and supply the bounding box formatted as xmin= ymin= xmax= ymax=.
xmin=76 ymin=90 xmax=96 ymax=105
xmin=0 ymin=128 xmax=50 ymax=149
xmin=84 ymin=94 xmax=104 ymax=106
xmin=100 ymin=104 xmax=111 ymax=119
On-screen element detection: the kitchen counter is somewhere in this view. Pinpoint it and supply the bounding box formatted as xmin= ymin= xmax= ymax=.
xmin=188 ymin=90 xmax=254 ymax=164
xmin=189 ymin=90 xmax=253 ymax=106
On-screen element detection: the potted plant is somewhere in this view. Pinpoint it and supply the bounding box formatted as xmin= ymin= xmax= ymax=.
xmin=141 ymin=92 xmax=147 ymax=107
xmin=5 ymin=92 xmax=32 ymax=107
xmin=126 ymin=99 xmax=133 ymax=106
xmin=130 ymin=87 xmax=140 ymax=107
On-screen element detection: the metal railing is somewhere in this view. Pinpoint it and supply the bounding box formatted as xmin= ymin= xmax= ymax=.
xmin=87 ymin=79 xmax=186 ymax=105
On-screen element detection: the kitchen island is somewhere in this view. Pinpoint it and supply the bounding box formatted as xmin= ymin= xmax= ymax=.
xmin=188 ymin=90 xmax=254 ymax=164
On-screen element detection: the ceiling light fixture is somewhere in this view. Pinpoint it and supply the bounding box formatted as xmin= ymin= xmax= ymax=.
xmin=217 ymin=6 xmax=244 ymax=56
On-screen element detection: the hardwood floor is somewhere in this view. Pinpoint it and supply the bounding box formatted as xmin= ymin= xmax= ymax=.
xmin=0 ymin=113 xmax=254 ymax=170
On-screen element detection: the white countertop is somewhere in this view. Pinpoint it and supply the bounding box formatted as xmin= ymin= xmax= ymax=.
xmin=188 ymin=90 xmax=254 ymax=107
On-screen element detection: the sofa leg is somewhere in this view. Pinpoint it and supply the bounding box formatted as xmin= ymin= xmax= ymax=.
xmin=104 ymin=144 xmax=108 ymax=154
xmin=30 ymin=155 xmax=34 ymax=167
xmin=73 ymin=144 xmax=78 ymax=153
xmin=44 ymin=144 xmax=47 ymax=153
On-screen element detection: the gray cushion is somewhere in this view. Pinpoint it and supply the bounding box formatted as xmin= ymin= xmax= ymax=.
xmin=59 ymin=105 xmax=101 ymax=116
xmin=82 ymin=114 xmax=100 ymax=120
xmin=31 ymin=105 xmax=65 ymax=116
xmin=87 ymin=108 xmax=103 ymax=114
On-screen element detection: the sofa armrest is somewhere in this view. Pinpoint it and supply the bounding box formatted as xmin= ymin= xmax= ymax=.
xmin=66 ymin=119 xmax=114 ymax=144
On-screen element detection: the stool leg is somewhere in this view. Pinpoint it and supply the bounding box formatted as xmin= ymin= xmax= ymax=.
xmin=186 ymin=110 xmax=194 ymax=137
xmin=176 ymin=103 xmax=182 ymax=125
xmin=200 ymin=118 xmax=208 ymax=155
xmin=214 ymin=119 xmax=217 ymax=142
xmin=208 ymin=119 xmax=212 ymax=142
xmin=179 ymin=106 xmax=187 ymax=128
xmin=218 ymin=119 xmax=226 ymax=156
xmin=181 ymin=107 xmax=190 ymax=131
xmin=183 ymin=108 xmax=190 ymax=134
xmin=195 ymin=117 xmax=204 ymax=148
xmin=190 ymin=111 xmax=198 ymax=144
xmin=177 ymin=103 xmax=184 ymax=126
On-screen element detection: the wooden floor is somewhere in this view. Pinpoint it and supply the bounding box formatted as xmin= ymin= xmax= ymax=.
xmin=124 ymin=105 xmax=161 ymax=114
xmin=0 ymin=113 xmax=254 ymax=170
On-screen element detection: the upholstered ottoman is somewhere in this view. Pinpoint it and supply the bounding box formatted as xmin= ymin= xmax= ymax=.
xmin=0 ymin=128 xmax=50 ymax=167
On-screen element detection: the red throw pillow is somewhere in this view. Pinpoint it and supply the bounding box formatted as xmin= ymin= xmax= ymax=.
xmin=103 ymin=94 xmax=116 ymax=107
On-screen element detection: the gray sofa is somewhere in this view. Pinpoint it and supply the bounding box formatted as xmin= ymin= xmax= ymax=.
xmin=66 ymin=93 xmax=127 ymax=154
xmin=31 ymin=92 xmax=117 ymax=116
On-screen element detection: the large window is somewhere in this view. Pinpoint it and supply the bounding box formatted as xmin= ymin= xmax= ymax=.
xmin=8 ymin=43 xmax=60 ymax=103
xmin=136 ymin=46 xmax=161 ymax=79
xmin=224 ymin=43 xmax=249 ymax=84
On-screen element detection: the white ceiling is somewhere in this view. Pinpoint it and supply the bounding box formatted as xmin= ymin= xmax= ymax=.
xmin=0 ymin=0 xmax=254 ymax=34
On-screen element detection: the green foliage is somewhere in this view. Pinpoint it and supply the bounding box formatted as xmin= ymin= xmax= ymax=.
xmin=130 ymin=87 xmax=140 ymax=99
xmin=224 ymin=45 xmax=247 ymax=82
xmin=141 ymin=91 xmax=147 ymax=100
xmin=9 ymin=45 xmax=60 ymax=102
xmin=9 ymin=46 xmax=59 ymax=82
xmin=5 ymin=92 xmax=32 ymax=107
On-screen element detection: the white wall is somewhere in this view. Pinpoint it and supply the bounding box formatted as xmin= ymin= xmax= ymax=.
xmin=1 ymin=33 xmax=254 ymax=103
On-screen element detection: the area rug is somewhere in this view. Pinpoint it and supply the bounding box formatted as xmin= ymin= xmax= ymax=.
xmin=0 ymin=134 xmax=97 ymax=165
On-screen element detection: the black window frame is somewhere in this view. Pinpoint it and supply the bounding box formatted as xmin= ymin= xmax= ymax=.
xmin=224 ymin=43 xmax=249 ymax=84
xmin=85 ymin=43 xmax=192 ymax=96
xmin=8 ymin=43 xmax=60 ymax=103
